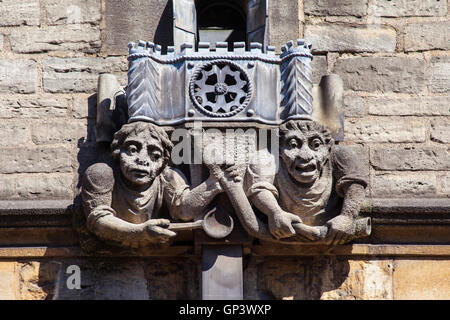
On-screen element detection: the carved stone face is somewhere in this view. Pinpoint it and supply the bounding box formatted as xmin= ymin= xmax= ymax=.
xmin=119 ymin=132 xmax=165 ymax=188
xmin=280 ymin=129 xmax=330 ymax=185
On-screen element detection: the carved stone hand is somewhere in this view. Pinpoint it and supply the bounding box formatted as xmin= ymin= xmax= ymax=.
xmin=143 ymin=219 xmax=177 ymax=244
xmin=269 ymin=211 xmax=303 ymax=239
xmin=325 ymin=214 xmax=356 ymax=245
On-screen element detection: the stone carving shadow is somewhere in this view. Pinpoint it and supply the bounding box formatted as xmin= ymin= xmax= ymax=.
xmin=244 ymin=255 xmax=351 ymax=300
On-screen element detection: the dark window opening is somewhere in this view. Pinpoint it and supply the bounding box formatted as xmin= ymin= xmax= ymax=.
xmin=196 ymin=1 xmax=247 ymax=49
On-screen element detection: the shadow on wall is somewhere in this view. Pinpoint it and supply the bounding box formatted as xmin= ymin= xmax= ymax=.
xmin=154 ymin=0 xmax=174 ymax=48
xmin=244 ymin=256 xmax=350 ymax=300
xmin=27 ymin=257 xmax=201 ymax=300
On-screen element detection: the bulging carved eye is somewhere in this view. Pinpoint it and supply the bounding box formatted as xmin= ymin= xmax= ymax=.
xmin=288 ymin=138 xmax=298 ymax=149
xmin=150 ymin=150 xmax=162 ymax=161
xmin=128 ymin=144 xmax=138 ymax=154
xmin=310 ymin=138 xmax=322 ymax=150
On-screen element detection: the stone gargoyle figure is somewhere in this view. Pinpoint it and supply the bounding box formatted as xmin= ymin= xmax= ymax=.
xmin=210 ymin=119 xmax=369 ymax=245
xmin=81 ymin=121 xmax=223 ymax=248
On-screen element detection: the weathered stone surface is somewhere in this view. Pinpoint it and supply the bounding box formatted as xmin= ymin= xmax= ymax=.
xmin=373 ymin=172 xmax=437 ymax=198
xmin=438 ymin=173 xmax=450 ymax=197
xmin=0 ymin=147 xmax=72 ymax=174
xmin=343 ymin=95 xmax=367 ymax=117
xmin=431 ymin=120 xmax=450 ymax=144
xmin=0 ymin=262 xmax=16 ymax=300
xmin=429 ymin=56 xmax=450 ymax=93
xmin=334 ymin=56 xmax=426 ymax=93
xmin=0 ymin=35 xmax=3 ymax=52
xmin=345 ymin=118 xmax=426 ymax=143
xmin=0 ymin=0 xmax=40 ymax=26
xmin=0 ymin=97 xmax=68 ymax=118
xmin=145 ymin=258 xmax=200 ymax=299
xmin=346 ymin=144 xmax=370 ymax=176
xmin=31 ymin=121 xmax=89 ymax=145
xmin=255 ymin=257 xmax=307 ymax=299
xmin=0 ymin=176 xmax=16 ymax=198
xmin=318 ymin=259 xmax=393 ymax=300
xmin=19 ymin=261 xmax=60 ymax=300
xmin=15 ymin=174 xmax=74 ymax=199
xmin=42 ymin=57 xmax=126 ymax=93
xmin=312 ymin=55 xmax=328 ymax=84
xmin=46 ymin=0 xmax=102 ymax=25
xmin=269 ymin=0 xmax=301 ymax=52
xmin=404 ymin=22 xmax=450 ymax=52
xmin=0 ymin=60 xmax=38 ymax=94
xmin=0 ymin=122 xmax=30 ymax=146
xmin=305 ymin=24 xmax=396 ymax=53
xmin=304 ymin=0 xmax=368 ymax=17
xmin=393 ymin=260 xmax=450 ymax=299
xmin=72 ymin=95 xmax=96 ymax=119
xmin=104 ymin=0 xmax=173 ymax=55
xmin=367 ymin=95 xmax=450 ymax=116
xmin=372 ymin=0 xmax=447 ymax=17
xmin=10 ymin=25 xmax=101 ymax=53
xmin=372 ymin=147 xmax=450 ymax=171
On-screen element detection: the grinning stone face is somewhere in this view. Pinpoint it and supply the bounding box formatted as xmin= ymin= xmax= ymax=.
xmin=119 ymin=131 xmax=165 ymax=189
xmin=280 ymin=128 xmax=330 ymax=186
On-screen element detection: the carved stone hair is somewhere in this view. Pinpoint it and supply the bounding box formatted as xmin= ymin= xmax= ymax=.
xmin=279 ymin=119 xmax=333 ymax=146
xmin=111 ymin=121 xmax=174 ymax=164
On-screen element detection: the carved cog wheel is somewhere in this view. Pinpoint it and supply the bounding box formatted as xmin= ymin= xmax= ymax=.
xmin=189 ymin=60 xmax=253 ymax=117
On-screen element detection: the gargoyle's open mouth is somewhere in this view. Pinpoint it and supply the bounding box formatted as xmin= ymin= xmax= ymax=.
xmin=295 ymin=162 xmax=317 ymax=173
xmin=131 ymin=169 xmax=150 ymax=177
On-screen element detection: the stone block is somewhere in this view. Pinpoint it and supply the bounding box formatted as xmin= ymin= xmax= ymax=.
xmin=367 ymin=95 xmax=450 ymax=116
xmin=431 ymin=120 xmax=450 ymax=144
xmin=345 ymin=118 xmax=426 ymax=143
xmin=438 ymin=173 xmax=450 ymax=197
xmin=10 ymin=25 xmax=101 ymax=54
xmin=404 ymin=22 xmax=450 ymax=52
xmin=311 ymin=55 xmax=328 ymax=84
xmin=19 ymin=261 xmax=61 ymax=300
xmin=0 ymin=176 xmax=16 ymax=198
xmin=371 ymin=146 xmax=450 ymax=171
xmin=343 ymin=95 xmax=367 ymax=117
xmin=255 ymin=257 xmax=308 ymax=300
xmin=372 ymin=0 xmax=447 ymax=17
xmin=429 ymin=56 xmax=450 ymax=93
xmin=304 ymin=0 xmax=368 ymax=17
xmin=0 ymin=122 xmax=30 ymax=146
xmin=42 ymin=57 xmax=126 ymax=93
xmin=0 ymin=0 xmax=40 ymax=26
xmin=46 ymin=0 xmax=101 ymax=25
xmin=15 ymin=174 xmax=74 ymax=199
xmin=0 ymin=96 xmax=68 ymax=119
xmin=334 ymin=56 xmax=426 ymax=93
xmin=393 ymin=260 xmax=450 ymax=299
xmin=72 ymin=94 xmax=97 ymax=119
xmin=0 ymin=262 xmax=17 ymax=300
xmin=0 ymin=60 xmax=37 ymax=94
xmin=104 ymin=0 xmax=173 ymax=55
xmin=305 ymin=24 xmax=396 ymax=53
xmin=373 ymin=172 xmax=437 ymax=198
xmin=269 ymin=0 xmax=301 ymax=52
xmin=0 ymin=147 xmax=72 ymax=174
xmin=31 ymin=120 xmax=90 ymax=145
xmin=315 ymin=258 xmax=393 ymax=300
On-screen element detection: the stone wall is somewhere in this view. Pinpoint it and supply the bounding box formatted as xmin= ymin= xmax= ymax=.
xmin=0 ymin=0 xmax=449 ymax=300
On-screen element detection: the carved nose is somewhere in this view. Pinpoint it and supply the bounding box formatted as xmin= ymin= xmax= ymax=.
xmin=135 ymin=158 xmax=149 ymax=166
xmin=297 ymin=148 xmax=314 ymax=162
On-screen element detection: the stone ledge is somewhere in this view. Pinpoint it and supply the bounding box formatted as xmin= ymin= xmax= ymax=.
xmin=0 ymin=244 xmax=449 ymax=259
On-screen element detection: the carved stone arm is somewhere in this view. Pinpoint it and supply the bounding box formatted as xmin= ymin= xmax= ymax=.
xmin=87 ymin=206 xmax=176 ymax=247
xmin=339 ymin=183 xmax=366 ymax=219
xmin=175 ymin=176 xmax=224 ymax=221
